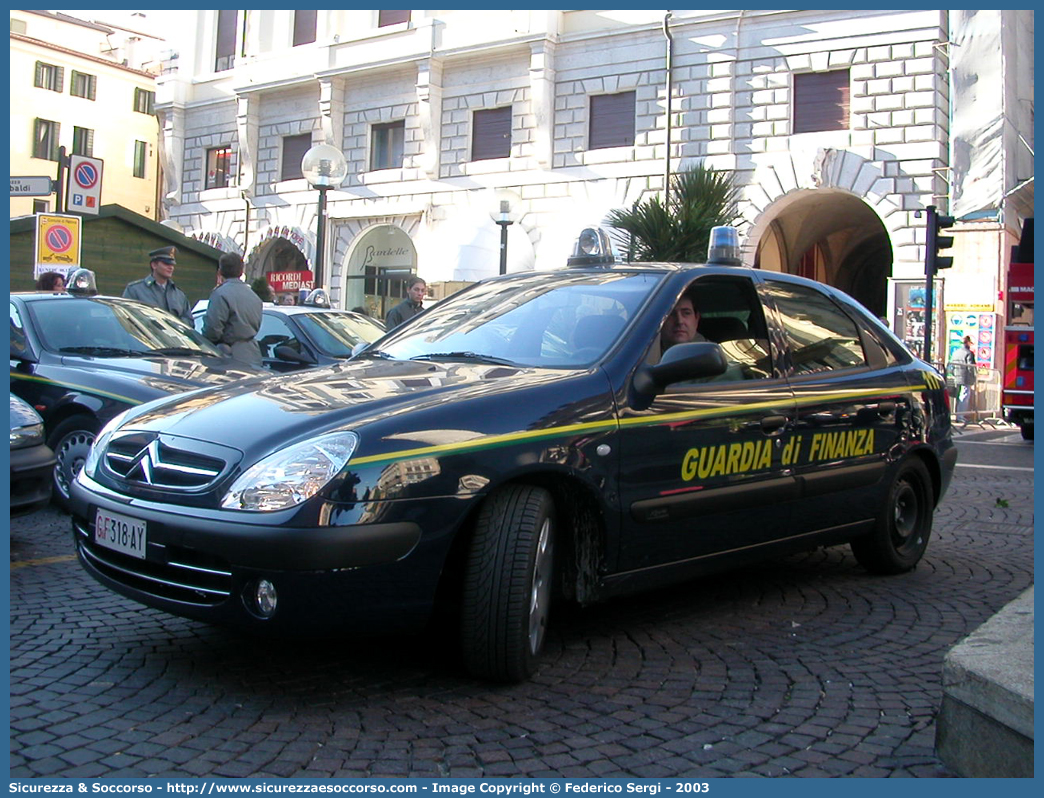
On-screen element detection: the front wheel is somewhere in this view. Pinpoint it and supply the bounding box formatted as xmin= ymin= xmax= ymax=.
xmin=851 ymin=458 xmax=934 ymax=574
xmin=460 ymin=485 xmax=555 ymax=683
xmin=1020 ymin=421 xmax=1033 ymax=441
xmin=47 ymin=416 xmax=99 ymax=510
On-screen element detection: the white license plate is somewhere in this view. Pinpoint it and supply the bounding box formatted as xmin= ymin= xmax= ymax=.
xmin=94 ymin=508 xmax=147 ymax=559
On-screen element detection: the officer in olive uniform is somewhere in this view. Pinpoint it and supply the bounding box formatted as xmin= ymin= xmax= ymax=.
xmin=123 ymin=246 xmax=193 ymax=325
xmin=203 ymin=252 xmax=263 ymax=367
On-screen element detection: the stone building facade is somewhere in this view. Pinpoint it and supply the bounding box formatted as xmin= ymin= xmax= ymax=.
xmin=156 ymin=9 xmax=1032 ymax=366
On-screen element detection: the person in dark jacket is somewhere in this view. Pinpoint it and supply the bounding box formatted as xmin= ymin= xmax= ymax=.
xmin=385 ymin=276 xmax=427 ymax=330
xmin=202 ymin=253 xmax=263 ymax=367
xmin=123 ymin=246 xmax=193 ymax=324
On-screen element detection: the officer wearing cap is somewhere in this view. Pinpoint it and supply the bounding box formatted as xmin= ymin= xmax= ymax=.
xmin=123 ymin=246 xmax=193 ymax=325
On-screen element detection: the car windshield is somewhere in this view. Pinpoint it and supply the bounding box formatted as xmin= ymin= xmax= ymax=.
xmin=295 ymin=312 xmax=386 ymax=357
xmin=28 ymin=297 xmax=222 ymax=358
xmin=374 ymin=271 xmax=664 ymax=368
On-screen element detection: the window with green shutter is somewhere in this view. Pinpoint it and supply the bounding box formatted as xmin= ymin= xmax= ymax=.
xmin=71 ymin=70 xmax=97 ymax=100
xmin=72 ymin=126 xmax=94 ymax=157
xmin=33 ymin=119 xmax=60 ymax=160
xmin=34 ymin=61 xmax=64 ymax=92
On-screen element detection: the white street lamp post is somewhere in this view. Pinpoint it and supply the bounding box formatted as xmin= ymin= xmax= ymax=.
xmin=301 ymin=144 xmax=348 ymax=292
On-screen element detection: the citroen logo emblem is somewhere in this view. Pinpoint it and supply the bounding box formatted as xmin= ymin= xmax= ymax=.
xmin=126 ymin=439 xmax=162 ymax=485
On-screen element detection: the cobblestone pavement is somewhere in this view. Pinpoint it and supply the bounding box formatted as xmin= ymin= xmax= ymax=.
xmin=9 ymin=429 xmax=1033 ymax=778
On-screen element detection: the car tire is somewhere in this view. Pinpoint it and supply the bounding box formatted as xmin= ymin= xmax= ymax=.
xmin=460 ymin=485 xmax=555 ymax=683
xmin=851 ymin=458 xmax=934 ymax=574
xmin=47 ymin=416 xmax=99 ymax=511
xmin=1020 ymin=422 xmax=1033 ymax=441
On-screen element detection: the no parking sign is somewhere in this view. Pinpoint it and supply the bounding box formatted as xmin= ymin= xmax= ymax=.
xmin=67 ymin=154 xmax=103 ymax=215
xmin=34 ymin=213 xmax=82 ymax=274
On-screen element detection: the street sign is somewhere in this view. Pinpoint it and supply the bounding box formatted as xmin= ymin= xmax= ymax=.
xmin=67 ymin=154 xmax=104 ymax=215
xmin=35 ymin=213 xmax=82 ymax=271
xmin=10 ymin=176 xmax=54 ymax=196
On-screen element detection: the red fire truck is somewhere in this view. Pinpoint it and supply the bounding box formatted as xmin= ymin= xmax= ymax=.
xmin=1001 ymin=218 xmax=1034 ymax=440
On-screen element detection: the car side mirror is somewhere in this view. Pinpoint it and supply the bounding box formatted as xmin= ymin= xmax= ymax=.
xmin=631 ymin=342 xmax=728 ymax=407
xmin=273 ymin=344 xmax=317 ymax=365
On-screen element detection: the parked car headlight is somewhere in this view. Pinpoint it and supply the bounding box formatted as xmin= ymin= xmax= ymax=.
xmin=10 ymin=420 xmax=45 ymax=450
xmin=82 ymin=410 xmax=131 ymax=480
xmin=221 ymin=431 xmax=359 ymax=512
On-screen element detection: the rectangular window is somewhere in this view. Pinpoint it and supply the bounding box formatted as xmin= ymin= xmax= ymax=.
xmin=32 ymin=119 xmax=60 ymax=161
xmin=293 ymin=10 xmax=317 ymax=46
xmin=472 ymin=107 xmax=512 ymax=161
xmin=34 ymin=61 xmax=64 ymax=92
xmin=281 ymin=134 xmax=312 ymax=181
xmin=589 ymin=91 xmax=636 ymax=150
xmin=206 ymin=145 xmax=233 ymax=189
xmin=370 ymin=121 xmax=405 ymax=170
xmin=378 ymin=10 xmax=411 ymax=27
xmin=72 ymin=126 xmax=94 ymax=157
xmin=793 ymin=69 xmax=850 ymax=134
xmin=33 ymin=199 xmax=50 ymax=214
xmin=70 ymin=70 xmax=96 ymax=100
xmin=215 ymin=9 xmax=238 ymax=71
xmin=133 ymin=140 xmax=147 ymax=179
xmin=133 ymin=87 xmax=155 ymax=115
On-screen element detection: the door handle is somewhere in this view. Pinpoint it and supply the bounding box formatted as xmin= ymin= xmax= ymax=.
xmin=760 ymin=415 xmax=788 ymax=435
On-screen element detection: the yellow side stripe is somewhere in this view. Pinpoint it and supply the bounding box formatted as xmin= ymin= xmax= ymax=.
xmin=353 ymin=384 xmax=932 ymax=467
xmin=10 ymin=372 xmax=143 ymax=407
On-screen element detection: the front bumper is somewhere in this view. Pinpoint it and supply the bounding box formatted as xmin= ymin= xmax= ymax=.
xmin=70 ymin=472 xmax=465 ymax=633
xmin=9 ymin=443 xmax=56 ymax=514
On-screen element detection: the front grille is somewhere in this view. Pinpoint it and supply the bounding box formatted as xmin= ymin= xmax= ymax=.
xmin=103 ymin=432 xmax=231 ymax=492
xmin=76 ymin=519 xmax=232 ymax=606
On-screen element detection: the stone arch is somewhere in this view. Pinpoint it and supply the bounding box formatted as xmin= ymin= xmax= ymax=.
xmin=338 ymin=219 xmax=421 ymax=317
xmin=739 ymin=148 xmax=915 ymax=317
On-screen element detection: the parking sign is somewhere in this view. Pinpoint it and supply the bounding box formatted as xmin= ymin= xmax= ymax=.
xmin=67 ymin=154 xmax=103 ymax=215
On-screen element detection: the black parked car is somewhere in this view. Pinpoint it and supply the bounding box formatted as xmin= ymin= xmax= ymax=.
xmin=70 ymin=254 xmax=956 ymax=682
xmin=9 ymin=393 xmax=56 ymax=515
xmin=11 ymin=291 xmax=269 ymax=508
xmin=193 ymin=304 xmax=386 ymax=372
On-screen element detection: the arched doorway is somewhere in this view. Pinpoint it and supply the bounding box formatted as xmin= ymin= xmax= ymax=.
xmin=247 ymin=229 xmax=312 ymax=303
xmin=343 ymin=224 xmax=418 ymax=318
xmin=753 ymin=189 xmax=892 ymax=316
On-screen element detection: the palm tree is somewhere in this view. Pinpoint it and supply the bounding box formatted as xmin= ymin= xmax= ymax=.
xmin=606 ymin=163 xmax=739 ymax=262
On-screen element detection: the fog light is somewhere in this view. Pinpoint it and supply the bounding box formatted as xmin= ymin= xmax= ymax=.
xmin=251 ymin=579 xmax=278 ymax=618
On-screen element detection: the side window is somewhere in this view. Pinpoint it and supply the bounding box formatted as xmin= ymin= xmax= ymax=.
xmin=256 ymin=315 xmax=299 ymax=358
xmin=11 ymin=302 xmax=29 ymax=358
xmin=767 ymin=281 xmax=868 ymax=375
xmin=654 ymin=276 xmax=774 ymax=381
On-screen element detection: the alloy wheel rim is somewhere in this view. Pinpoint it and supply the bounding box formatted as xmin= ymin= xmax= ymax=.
xmin=528 ymin=517 xmax=553 ymax=655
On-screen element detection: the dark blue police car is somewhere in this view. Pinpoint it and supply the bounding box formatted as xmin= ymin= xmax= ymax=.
xmin=69 ymin=236 xmax=957 ymax=682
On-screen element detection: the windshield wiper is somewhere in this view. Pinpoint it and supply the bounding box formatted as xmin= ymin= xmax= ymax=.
xmin=356 ymin=349 xmax=394 ymax=359
xmin=148 ymin=347 xmax=206 ymax=356
xmin=410 ymin=351 xmax=516 ymax=366
xmin=58 ymin=346 xmax=143 ymax=357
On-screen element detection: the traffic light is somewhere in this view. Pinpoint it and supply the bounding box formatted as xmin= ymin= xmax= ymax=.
xmin=926 ymin=205 xmax=956 ymax=272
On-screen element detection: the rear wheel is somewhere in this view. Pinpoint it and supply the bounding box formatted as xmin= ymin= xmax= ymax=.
xmin=851 ymin=458 xmax=934 ymax=574
xmin=460 ymin=485 xmax=555 ymax=682
xmin=47 ymin=416 xmax=99 ymax=510
xmin=1020 ymin=421 xmax=1033 ymax=440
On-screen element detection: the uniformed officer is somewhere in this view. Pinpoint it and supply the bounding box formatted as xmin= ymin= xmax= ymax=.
xmin=123 ymin=246 xmax=193 ymax=325
xmin=385 ymin=276 xmax=427 ymax=330
xmin=203 ymin=252 xmax=263 ymax=367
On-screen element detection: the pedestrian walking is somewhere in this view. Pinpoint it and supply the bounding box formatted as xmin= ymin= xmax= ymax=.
xmin=385 ymin=276 xmax=427 ymax=330
xmin=949 ymin=335 xmax=977 ymax=417
xmin=202 ymin=253 xmax=263 ymax=367
xmin=123 ymin=246 xmax=193 ymax=325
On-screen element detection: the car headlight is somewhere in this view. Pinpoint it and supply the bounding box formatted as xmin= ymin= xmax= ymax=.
xmin=10 ymin=421 xmax=45 ymax=450
xmin=82 ymin=409 xmax=132 ymax=479
xmin=221 ymin=431 xmax=359 ymax=512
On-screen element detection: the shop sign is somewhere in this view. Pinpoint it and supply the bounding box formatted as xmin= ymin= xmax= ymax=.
xmin=267 ymin=270 xmax=314 ymax=293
